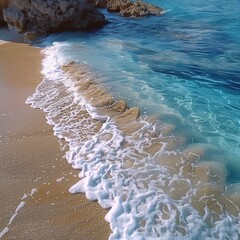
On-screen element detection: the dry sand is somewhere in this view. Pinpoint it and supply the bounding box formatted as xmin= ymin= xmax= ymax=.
xmin=0 ymin=38 xmax=110 ymax=239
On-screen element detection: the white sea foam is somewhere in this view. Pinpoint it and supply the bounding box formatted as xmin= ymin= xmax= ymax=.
xmin=26 ymin=42 xmax=240 ymax=240
xmin=0 ymin=228 xmax=9 ymax=239
xmin=0 ymin=200 xmax=25 ymax=239
xmin=8 ymin=202 xmax=25 ymax=226
xmin=56 ymin=177 xmax=65 ymax=183
xmin=0 ymin=189 xmax=38 ymax=238
xmin=30 ymin=188 xmax=37 ymax=197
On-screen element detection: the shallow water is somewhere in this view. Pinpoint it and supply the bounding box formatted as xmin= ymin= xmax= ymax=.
xmin=27 ymin=0 xmax=240 ymax=239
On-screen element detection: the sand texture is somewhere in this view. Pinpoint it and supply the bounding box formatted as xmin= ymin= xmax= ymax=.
xmin=0 ymin=41 xmax=110 ymax=239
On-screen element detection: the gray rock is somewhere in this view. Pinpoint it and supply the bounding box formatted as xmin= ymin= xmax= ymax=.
xmin=3 ymin=0 xmax=106 ymax=37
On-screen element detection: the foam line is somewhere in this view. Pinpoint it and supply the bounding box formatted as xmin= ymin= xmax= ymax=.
xmin=0 ymin=189 xmax=38 ymax=239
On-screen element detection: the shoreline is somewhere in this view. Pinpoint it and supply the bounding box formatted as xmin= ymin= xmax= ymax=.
xmin=1 ymin=25 xmax=240 ymax=238
xmin=32 ymin=43 xmax=240 ymax=238
xmin=0 ymin=40 xmax=110 ymax=239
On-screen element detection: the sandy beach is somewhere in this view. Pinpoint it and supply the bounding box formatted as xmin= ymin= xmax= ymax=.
xmin=0 ymin=33 xmax=110 ymax=239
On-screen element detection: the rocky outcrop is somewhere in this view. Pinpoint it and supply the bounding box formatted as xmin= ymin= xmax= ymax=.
xmin=91 ymin=0 xmax=164 ymax=17
xmin=120 ymin=0 xmax=163 ymax=17
xmin=107 ymin=0 xmax=132 ymax=12
xmin=1 ymin=0 xmax=163 ymax=42
xmin=3 ymin=0 xmax=106 ymax=38
xmin=0 ymin=0 xmax=9 ymax=26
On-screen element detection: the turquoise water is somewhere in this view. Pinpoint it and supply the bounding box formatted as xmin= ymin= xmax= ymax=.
xmin=43 ymin=0 xmax=240 ymax=182
xmin=29 ymin=0 xmax=240 ymax=239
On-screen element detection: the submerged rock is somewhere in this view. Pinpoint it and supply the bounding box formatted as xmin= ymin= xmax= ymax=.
xmin=3 ymin=0 xmax=106 ymax=37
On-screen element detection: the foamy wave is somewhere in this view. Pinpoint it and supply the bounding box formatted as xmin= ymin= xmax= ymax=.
xmin=26 ymin=43 xmax=240 ymax=240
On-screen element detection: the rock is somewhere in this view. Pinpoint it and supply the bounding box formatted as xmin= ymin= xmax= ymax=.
xmin=120 ymin=0 xmax=164 ymax=17
xmin=106 ymin=0 xmax=133 ymax=12
xmin=88 ymin=0 xmax=108 ymax=8
xmin=24 ymin=31 xmax=37 ymax=42
xmin=3 ymin=0 xmax=106 ymax=37
xmin=0 ymin=0 xmax=9 ymax=26
xmin=93 ymin=0 xmax=164 ymax=17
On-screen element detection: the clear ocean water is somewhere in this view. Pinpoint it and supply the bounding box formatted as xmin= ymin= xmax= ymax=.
xmin=27 ymin=0 xmax=240 ymax=239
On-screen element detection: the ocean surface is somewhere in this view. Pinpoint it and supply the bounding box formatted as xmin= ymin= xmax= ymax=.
xmin=27 ymin=0 xmax=240 ymax=239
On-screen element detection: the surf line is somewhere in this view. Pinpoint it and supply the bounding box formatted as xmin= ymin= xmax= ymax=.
xmin=62 ymin=62 xmax=240 ymax=238
xmin=26 ymin=43 xmax=240 ymax=238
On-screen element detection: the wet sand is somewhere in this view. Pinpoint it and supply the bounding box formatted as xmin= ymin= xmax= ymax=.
xmin=0 ymin=39 xmax=110 ymax=239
